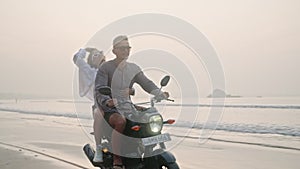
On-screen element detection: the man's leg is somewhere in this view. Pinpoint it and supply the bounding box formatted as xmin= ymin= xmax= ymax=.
xmin=109 ymin=113 xmax=126 ymax=166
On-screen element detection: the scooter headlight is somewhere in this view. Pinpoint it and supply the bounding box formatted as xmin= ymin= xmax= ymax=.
xmin=149 ymin=115 xmax=163 ymax=133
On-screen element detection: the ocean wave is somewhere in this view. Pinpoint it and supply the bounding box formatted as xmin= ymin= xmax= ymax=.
xmin=164 ymin=103 xmax=300 ymax=109
xmin=1 ymin=107 xmax=299 ymax=137
xmin=174 ymin=121 xmax=300 ymax=137
xmin=1 ymin=103 xmax=299 ymax=137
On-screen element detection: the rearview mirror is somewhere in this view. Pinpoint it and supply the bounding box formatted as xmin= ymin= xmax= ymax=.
xmin=160 ymin=75 xmax=170 ymax=87
xmin=98 ymin=86 xmax=111 ymax=95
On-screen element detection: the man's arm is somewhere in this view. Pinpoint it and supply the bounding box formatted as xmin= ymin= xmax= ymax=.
xmin=134 ymin=71 xmax=162 ymax=96
xmin=94 ymin=65 xmax=111 ymax=107
xmin=133 ymin=65 xmax=169 ymax=99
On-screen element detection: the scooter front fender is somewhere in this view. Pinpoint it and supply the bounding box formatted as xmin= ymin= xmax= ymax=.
xmin=153 ymin=149 xmax=176 ymax=164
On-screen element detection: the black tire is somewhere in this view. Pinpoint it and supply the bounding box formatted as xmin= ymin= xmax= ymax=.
xmin=160 ymin=162 xmax=180 ymax=169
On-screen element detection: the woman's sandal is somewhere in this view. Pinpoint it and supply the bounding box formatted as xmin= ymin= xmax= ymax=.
xmin=113 ymin=164 xmax=125 ymax=169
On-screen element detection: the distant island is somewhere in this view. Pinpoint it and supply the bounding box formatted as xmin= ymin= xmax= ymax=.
xmin=207 ymin=89 xmax=242 ymax=98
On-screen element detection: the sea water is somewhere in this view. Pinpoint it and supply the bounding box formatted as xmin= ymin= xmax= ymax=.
xmin=0 ymin=97 xmax=299 ymax=150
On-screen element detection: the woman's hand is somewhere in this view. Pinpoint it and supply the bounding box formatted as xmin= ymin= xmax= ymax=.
xmin=105 ymin=99 xmax=118 ymax=107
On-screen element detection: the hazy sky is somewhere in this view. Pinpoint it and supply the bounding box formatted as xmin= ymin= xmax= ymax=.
xmin=0 ymin=0 xmax=299 ymax=98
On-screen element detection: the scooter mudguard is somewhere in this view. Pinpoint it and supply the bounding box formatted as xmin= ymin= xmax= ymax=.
xmin=155 ymin=150 xmax=176 ymax=164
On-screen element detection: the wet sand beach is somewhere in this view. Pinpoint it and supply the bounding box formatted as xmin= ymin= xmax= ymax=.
xmin=0 ymin=111 xmax=299 ymax=169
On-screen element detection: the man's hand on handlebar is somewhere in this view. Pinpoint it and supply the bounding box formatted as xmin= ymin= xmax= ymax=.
xmin=154 ymin=91 xmax=170 ymax=102
xmin=163 ymin=92 xmax=169 ymax=99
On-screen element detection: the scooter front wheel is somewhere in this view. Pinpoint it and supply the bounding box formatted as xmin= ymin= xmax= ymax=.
xmin=160 ymin=162 xmax=180 ymax=169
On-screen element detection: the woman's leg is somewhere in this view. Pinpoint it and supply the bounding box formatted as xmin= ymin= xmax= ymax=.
xmin=93 ymin=107 xmax=104 ymax=145
xmin=93 ymin=107 xmax=104 ymax=162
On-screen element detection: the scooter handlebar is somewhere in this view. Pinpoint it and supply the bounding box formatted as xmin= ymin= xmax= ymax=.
xmin=166 ymin=98 xmax=175 ymax=102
